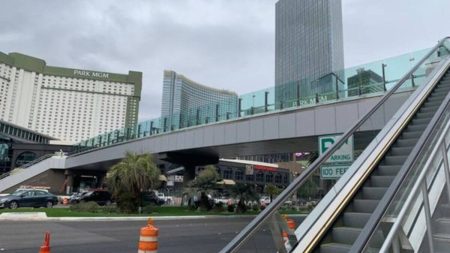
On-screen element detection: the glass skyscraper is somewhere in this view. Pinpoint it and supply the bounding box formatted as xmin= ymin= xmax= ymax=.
xmin=275 ymin=0 xmax=344 ymax=107
xmin=161 ymin=70 xmax=238 ymax=130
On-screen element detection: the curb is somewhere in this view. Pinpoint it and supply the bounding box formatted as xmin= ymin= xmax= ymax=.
xmin=0 ymin=213 xmax=306 ymax=222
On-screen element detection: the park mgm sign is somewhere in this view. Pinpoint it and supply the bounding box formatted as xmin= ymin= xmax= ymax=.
xmin=73 ymin=69 xmax=110 ymax=79
xmin=319 ymin=134 xmax=354 ymax=180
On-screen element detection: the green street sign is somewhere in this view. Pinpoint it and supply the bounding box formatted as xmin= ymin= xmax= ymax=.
xmin=319 ymin=134 xmax=354 ymax=163
xmin=320 ymin=164 xmax=351 ymax=179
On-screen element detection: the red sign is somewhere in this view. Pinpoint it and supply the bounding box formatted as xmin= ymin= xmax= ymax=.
xmin=254 ymin=165 xmax=277 ymax=172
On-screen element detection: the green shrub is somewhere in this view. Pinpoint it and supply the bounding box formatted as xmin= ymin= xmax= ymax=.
xmin=99 ymin=205 xmax=119 ymax=214
xmin=227 ymin=204 xmax=235 ymax=212
xmin=212 ymin=202 xmax=225 ymax=212
xmin=70 ymin=201 xmax=101 ymax=213
xmin=252 ymin=203 xmax=259 ymax=212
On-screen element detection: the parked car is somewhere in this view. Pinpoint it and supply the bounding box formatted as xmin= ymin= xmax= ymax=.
xmin=0 ymin=189 xmax=58 ymax=209
xmin=69 ymin=192 xmax=88 ymax=204
xmin=156 ymin=191 xmax=173 ymax=205
xmin=142 ymin=191 xmax=165 ymax=206
xmin=78 ymin=190 xmax=112 ymax=206
xmin=259 ymin=196 xmax=271 ymax=206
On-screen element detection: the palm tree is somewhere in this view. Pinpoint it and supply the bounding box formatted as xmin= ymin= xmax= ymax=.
xmin=231 ymin=183 xmax=259 ymax=213
xmin=189 ymin=165 xmax=221 ymax=210
xmin=265 ymin=183 xmax=281 ymax=202
xmin=107 ymin=152 xmax=160 ymax=213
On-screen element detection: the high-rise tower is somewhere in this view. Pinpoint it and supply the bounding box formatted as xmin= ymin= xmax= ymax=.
xmin=275 ymin=0 xmax=344 ymax=106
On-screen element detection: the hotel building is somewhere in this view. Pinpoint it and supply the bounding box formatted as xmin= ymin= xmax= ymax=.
xmin=0 ymin=52 xmax=142 ymax=143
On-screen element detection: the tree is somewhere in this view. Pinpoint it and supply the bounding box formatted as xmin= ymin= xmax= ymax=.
xmin=296 ymin=178 xmax=318 ymax=199
xmin=189 ymin=165 xmax=221 ymax=210
xmin=231 ymin=183 xmax=259 ymax=213
xmin=189 ymin=165 xmax=221 ymax=190
xmin=265 ymin=183 xmax=282 ymax=202
xmin=107 ymin=152 xmax=160 ymax=213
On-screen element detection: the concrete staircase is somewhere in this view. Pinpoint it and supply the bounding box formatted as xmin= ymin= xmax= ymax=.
xmin=0 ymin=156 xmax=66 ymax=193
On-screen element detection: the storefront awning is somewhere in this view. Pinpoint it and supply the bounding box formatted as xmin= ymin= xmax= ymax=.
xmin=216 ymin=179 xmax=236 ymax=185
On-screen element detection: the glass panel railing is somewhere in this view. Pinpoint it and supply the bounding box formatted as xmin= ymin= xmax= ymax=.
xmin=220 ymin=37 xmax=450 ymax=253
xmin=72 ymin=41 xmax=448 ymax=156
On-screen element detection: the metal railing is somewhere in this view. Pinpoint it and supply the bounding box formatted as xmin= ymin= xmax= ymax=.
xmin=349 ymin=57 xmax=450 ymax=252
xmin=220 ymin=37 xmax=450 ymax=253
xmin=355 ymin=62 xmax=450 ymax=252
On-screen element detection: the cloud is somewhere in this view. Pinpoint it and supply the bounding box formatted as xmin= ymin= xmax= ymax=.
xmin=1 ymin=0 xmax=449 ymax=122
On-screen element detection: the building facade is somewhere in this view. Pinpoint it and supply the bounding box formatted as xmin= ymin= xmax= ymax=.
xmin=161 ymin=70 xmax=238 ymax=130
xmin=0 ymin=52 xmax=142 ymax=143
xmin=275 ymin=0 xmax=344 ymax=106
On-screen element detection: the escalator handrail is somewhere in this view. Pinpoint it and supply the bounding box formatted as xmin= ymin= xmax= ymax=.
xmin=220 ymin=36 xmax=450 ymax=253
xmin=350 ymin=57 xmax=450 ymax=252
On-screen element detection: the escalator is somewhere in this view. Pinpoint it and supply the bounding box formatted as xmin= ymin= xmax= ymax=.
xmin=315 ymin=65 xmax=450 ymax=253
xmin=221 ymin=37 xmax=450 ymax=253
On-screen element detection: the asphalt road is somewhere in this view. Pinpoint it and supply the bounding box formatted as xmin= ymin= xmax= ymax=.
xmin=0 ymin=217 xmax=278 ymax=253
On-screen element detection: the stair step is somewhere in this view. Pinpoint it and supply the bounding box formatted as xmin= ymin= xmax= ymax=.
xmin=319 ymin=243 xmax=351 ymax=253
xmin=377 ymin=165 xmax=402 ymax=175
xmin=369 ymin=175 xmax=396 ymax=187
xmin=351 ymin=199 xmax=379 ymax=213
xmin=382 ymin=155 xmax=407 ymax=165
xmin=343 ymin=212 xmax=371 ymax=228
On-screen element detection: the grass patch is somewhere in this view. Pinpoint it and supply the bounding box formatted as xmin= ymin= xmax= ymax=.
xmin=0 ymin=206 xmax=310 ymax=217
xmin=0 ymin=206 xmax=259 ymax=217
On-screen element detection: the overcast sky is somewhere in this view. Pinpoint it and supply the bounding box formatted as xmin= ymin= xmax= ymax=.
xmin=1 ymin=0 xmax=449 ymax=121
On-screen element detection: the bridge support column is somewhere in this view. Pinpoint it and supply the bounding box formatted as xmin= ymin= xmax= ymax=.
xmin=183 ymin=165 xmax=196 ymax=187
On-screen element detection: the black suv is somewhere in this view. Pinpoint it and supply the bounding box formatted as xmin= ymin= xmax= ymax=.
xmin=79 ymin=190 xmax=112 ymax=206
xmin=142 ymin=191 xmax=164 ymax=206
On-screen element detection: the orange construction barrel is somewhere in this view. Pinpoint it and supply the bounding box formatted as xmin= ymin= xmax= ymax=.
xmin=138 ymin=219 xmax=158 ymax=253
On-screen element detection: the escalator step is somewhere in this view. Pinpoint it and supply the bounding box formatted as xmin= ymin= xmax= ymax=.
xmin=332 ymin=227 xmax=362 ymax=245
xmin=412 ymin=118 xmax=430 ymax=125
xmin=343 ymin=212 xmax=371 ymax=228
xmin=429 ymin=93 xmax=448 ymax=99
xmin=401 ymin=131 xmax=422 ymax=139
xmin=414 ymin=112 xmax=434 ymax=120
xmin=434 ymin=218 xmax=450 ymax=235
xmin=433 ymin=86 xmax=450 ymax=93
xmin=405 ymin=124 xmax=427 ymax=133
xmin=425 ymin=100 xmax=445 ymax=107
xmin=428 ymin=95 xmax=448 ymax=102
xmin=377 ymin=165 xmax=402 ymax=175
xmin=420 ymin=106 xmax=439 ymax=113
xmin=369 ymin=175 xmax=396 ymax=187
xmin=351 ymin=199 xmax=379 ymax=213
xmin=359 ymin=187 xmax=388 ymax=199
xmin=382 ymin=155 xmax=408 ymax=165
xmin=319 ymin=243 xmax=351 ymax=253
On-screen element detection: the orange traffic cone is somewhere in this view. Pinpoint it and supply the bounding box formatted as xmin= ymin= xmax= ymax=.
xmin=287 ymin=218 xmax=296 ymax=232
xmin=138 ymin=218 xmax=158 ymax=253
xmin=39 ymin=232 xmax=50 ymax=253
